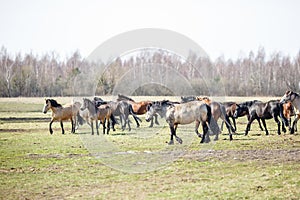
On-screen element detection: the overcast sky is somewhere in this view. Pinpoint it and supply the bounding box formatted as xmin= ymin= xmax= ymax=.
xmin=0 ymin=0 xmax=299 ymax=60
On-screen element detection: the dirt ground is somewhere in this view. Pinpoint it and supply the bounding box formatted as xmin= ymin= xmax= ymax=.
xmin=184 ymin=149 xmax=300 ymax=163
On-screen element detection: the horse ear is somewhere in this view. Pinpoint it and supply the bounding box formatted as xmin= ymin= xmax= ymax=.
xmin=146 ymin=103 xmax=151 ymax=111
xmin=286 ymin=90 xmax=291 ymax=95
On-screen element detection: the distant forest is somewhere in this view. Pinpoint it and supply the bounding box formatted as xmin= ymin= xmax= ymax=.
xmin=0 ymin=46 xmax=299 ymax=97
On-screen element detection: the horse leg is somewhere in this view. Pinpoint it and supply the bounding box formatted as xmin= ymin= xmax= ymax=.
xmin=245 ymin=117 xmax=255 ymax=136
xmin=261 ymin=119 xmax=268 ymax=135
xmin=96 ymin=119 xmax=99 ymax=135
xmin=154 ymin=114 xmax=159 ymax=125
xmin=295 ymin=115 xmax=298 ymax=132
xmin=110 ymin=115 xmax=116 ymax=131
xmin=221 ymin=113 xmax=233 ymax=140
xmin=200 ymin=122 xmax=209 ymax=143
xmin=149 ymin=118 xmax=154 ymax=127
xmin=127 ymin=115 xmax=131 ymax=131
xmin=60 ymin=121 xmax=65 ymax=134
xmin=195 ymin=120 xmax=201 ymax=137
xmin=273 ymin=115 xmax=282 ymax=135
xmin=174 ymin=124 xmax=182 ymax=144
xmin=90 ymin=121 xmax=94 ymax=135
xmin=106 ymin=118 xmax=110 ymax=134
xmin=133 ymin=115 xmax=140 ymax=128
xmin=220 ymin=121 xmax=224 ymax=131
xmin=232 ymin=117 xmax=237 ymax=132
xmin=120 ymin=115 xmax=125 ymax=131
xmin=225 ymin=115 xmax=233 ymax=140
xmin=71 ymin=118 xmax=75 ymax=133
xmin=256 ymin=118 xmax=264 ymax=131
xmin=102 ymin=119 xmax=106 ymax=135
xmin=168 ymin=124 xmax=175 ymax=145
xmin=291 ymin=115 xmax=299 ymax=134
xmin=49 ymin=120 xmax=54 ymax=134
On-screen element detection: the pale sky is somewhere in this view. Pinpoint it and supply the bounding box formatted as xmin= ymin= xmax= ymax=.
xmin=0 ymin=0 xmax=299 ymax=60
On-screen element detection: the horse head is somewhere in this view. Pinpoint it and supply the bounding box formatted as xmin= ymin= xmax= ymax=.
xmin=80 ymin=98 xmax=89 ymax=111
xmin=43 ymin=99 xmax=51 ymax=114
xmin=145 ymin=101 xmax=163 ymax=122
xmin=233 ymin=104 xmax=243 ymax=118
xmin=43 ymin=99 xmax=62 ymax=114
xmin=280 ymin=90 xmax=297 ymax=103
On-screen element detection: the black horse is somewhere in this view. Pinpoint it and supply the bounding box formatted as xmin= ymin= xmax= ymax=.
xmin=235 ymin=100 xmax=288 ymax=135
xmin=233 ymin=100 xmax=265 ymax=132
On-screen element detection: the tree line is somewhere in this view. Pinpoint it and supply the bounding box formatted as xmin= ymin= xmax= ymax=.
xmin=0 ymin=46 xmax=299 ymax=97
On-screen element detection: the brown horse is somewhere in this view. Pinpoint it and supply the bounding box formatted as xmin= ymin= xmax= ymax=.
xmin=196 ymin=96 xmax=234 ymax=140
xmin=81 ymin=98 xmax=112 ymax=135
xmin=282 ymin=101 xmax=295 ymax=132
xmin=117 ymin=94 xmax=159 ymax=127
xmin=145 ymin=100 xmax=220 ymax=144
xmin=43 ymin=99 xmax=82 ymax=134
xmin=74 ymin=101 xmax=90 ymax=129
xmin=221 ymin=102 xmax=237 ymax=131
xmin=280 ymin=91 xmax=300 ymax=134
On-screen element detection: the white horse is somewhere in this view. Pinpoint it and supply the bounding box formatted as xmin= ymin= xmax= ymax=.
xmin=280 ymin=91 xmax=300 ymax=134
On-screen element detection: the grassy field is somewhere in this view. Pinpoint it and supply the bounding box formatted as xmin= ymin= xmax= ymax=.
xmin=0 ymin=96 xmax=299 ymax=199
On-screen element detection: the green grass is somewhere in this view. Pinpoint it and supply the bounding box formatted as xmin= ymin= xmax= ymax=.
xmin=0 ymin=97 xmax=299 ymax=199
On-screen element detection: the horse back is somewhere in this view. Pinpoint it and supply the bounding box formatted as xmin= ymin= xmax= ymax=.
xmin=52 ymin=105 xmax=76 ymax=121
xmin=171 ymin=101 xmax=207 ymax=124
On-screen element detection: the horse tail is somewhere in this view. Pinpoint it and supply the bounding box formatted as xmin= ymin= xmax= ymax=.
xmin=206 ymin=104 xmax=220 ymax=135
xmin=279 ymin=102 xmax=289 ymax=127
xmin=77 ymin=112 xmax=84 ymax=125
xmin=110 ymin=114 xmax=117 ymax=125
xmin=220 ymin=104 xmax=234 ymax=132
xmin=129 ymin=104 xmax=142 ymax=122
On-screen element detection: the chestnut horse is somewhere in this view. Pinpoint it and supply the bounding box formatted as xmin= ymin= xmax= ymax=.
xmin=280 ymin=91 xmax=300 ymax=134
xmin=117 ymin=94 xmax=159 ymax=127
xmin=282 ymin=101 xmax=295 ymax=132
xmin=43 ymin=99 xmax=82 ymax=134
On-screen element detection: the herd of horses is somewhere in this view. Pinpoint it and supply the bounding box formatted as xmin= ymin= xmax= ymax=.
xmin=42 ymin=90 xmax=300 ymax=144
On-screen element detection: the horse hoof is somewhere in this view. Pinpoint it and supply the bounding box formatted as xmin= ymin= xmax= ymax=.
xmin=176 ymin=137 xmax=183 ymax=144
xmin=168 ymin=140 xmax=174 ymax=145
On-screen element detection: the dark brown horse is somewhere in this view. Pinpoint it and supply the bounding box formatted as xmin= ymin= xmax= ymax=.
xmin=233 ymin=100 xmax=265 ymax=131
xmin=181 ymin=96 xmax=234 ymax=140
xmin=94 ymin=97 xmax=141 ymax=131
xmin=117 ymin=94 xmax=159 ymax=127
xmin=238 ymin=100 xmax=288 ymax=136
xmin=221 ymin=102 xmax=237 ymax=131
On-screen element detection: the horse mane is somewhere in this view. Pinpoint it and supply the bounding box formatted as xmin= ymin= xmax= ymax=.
xmin=181 ymin=96 xmax=196 ymax=103
xmin=47 ymin=99 xmax=62 ymax=107
xmin=117 ymin=94 xmax=135 ymax=102
xmin=94 ymin=96 xmax=104 ymax=102
xmin=196 ymin=96 xmax=211 ymax=104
